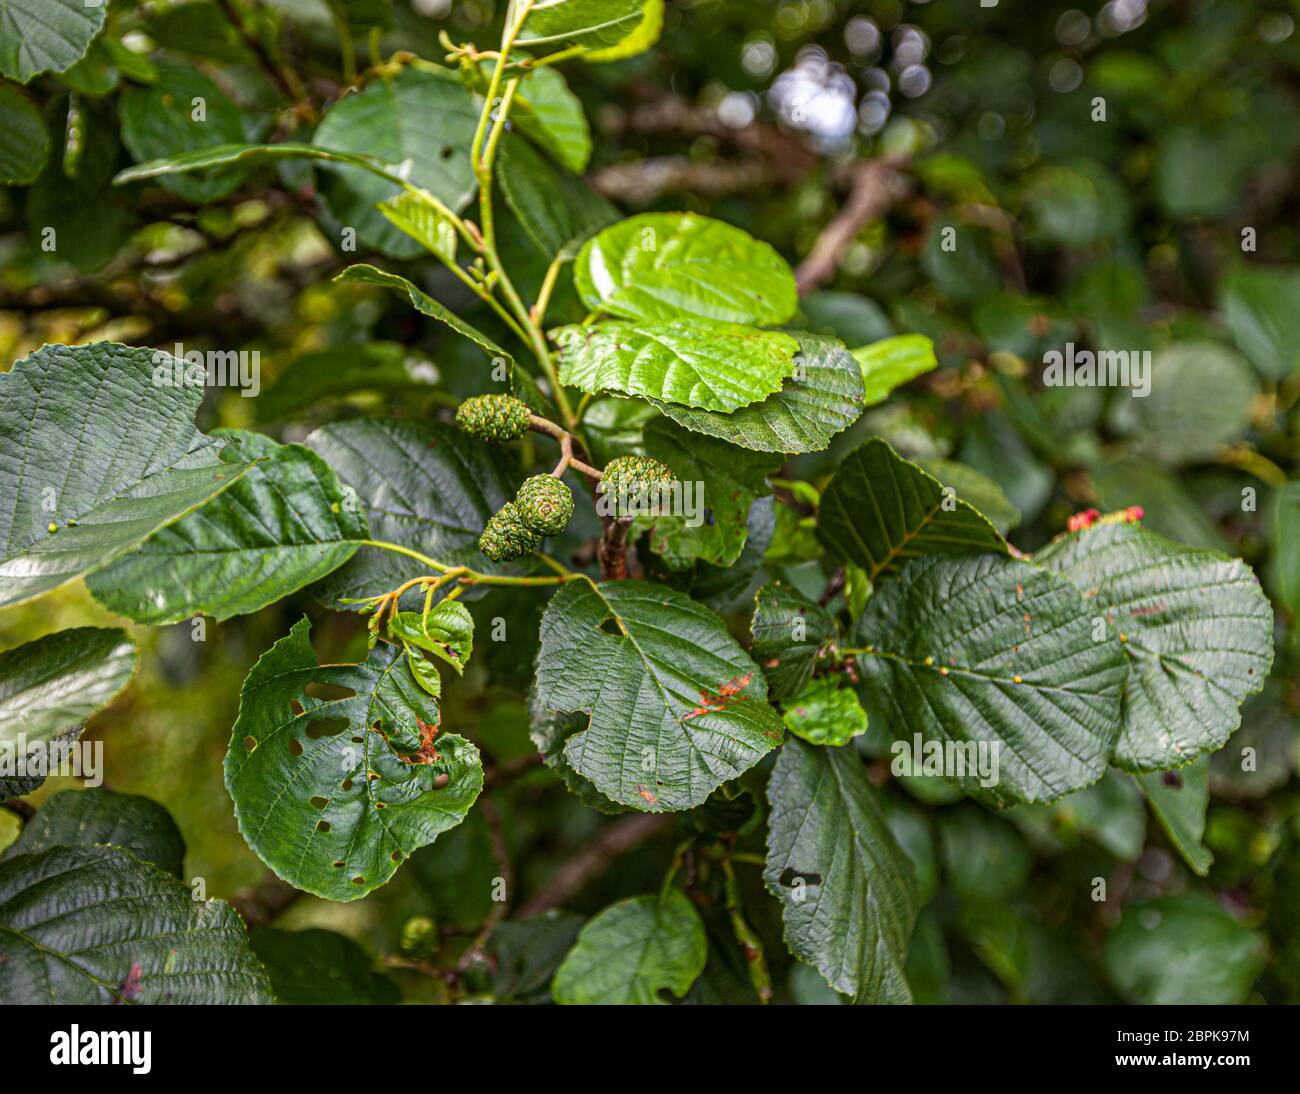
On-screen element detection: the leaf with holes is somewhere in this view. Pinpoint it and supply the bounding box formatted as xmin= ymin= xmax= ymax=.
xmin=1136 ymin=759 xmax=1212 ymax=876
xmin=851 ymin=553 xmax=1129 ymax=805
xmin=764 ymin=738 xmax=918 ymax=1003
xmin=224 ymin=617 xmax=482 ymax=901
xmin=817 ymin=437 xmax=1007 ymax=582
xmin=1035 ymin=523 xmax=1273 ymax=771
xmin=3 ymin=788 xmax=185 ymax=878
xmin=0 ymin=0 xmax=106 ymax=82
xmin=575 ymin=212 xmax=797 ymax=326
xmin=554 ymin=320 xmax=800 ymax=413
xmin=551 ymin=891 xmax=706 ymax=1004
xmin=652 ymin=332 xmax=865 ymax=454
xmin=535 ymin=580 xmax=785 ymax=811
xmin=0 ymin=342 xmax=255 ymax=608
xmin=305 ymin=418 xmax=520 ymax=609
xmin=310 ymin=68 xmax=480 ymax=257
xmin=0 ymin=628 xmax=136 ymax=750
xmin=87 ymin=431 xmax=368 ymax=625
xmin=0 ymin=845 xmax=270 ymax=1003
xmin=750 ymin=581 xmax=836 ymax=700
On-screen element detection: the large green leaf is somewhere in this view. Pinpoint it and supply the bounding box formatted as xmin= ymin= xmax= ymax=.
xmin=764 ymin=738 xmax=918 ymax=1003
xmin=917 ymin=458 xmax=1021 ymax=535
xmin=119 ymin=62 xmax=248 ymax=202
xmin=515 ymin=0 xmax=659 ymax=56
xmin=88 ymin=431 xmax=368 ymax=625
xmin=0 ymin=845 xmax=271 ymax=1004
xmin=1035 ymin=523 xmax=1273 ymax=771
xmin=512 ymin=64 xmax=591 ymax=173
xmin=0 ymin=342 xmax=255 ymax=607
xmin=497 ymin=134 xmax=617 ymax=259
xmin=335 ymin=265 xmax=514 ymax=371
xmin=652 ymin=332 xmax=866 ymax=454
xmin=816 ymin=437 xmax=1006 ymax=581
xmin=575 ymin=212 xmax=798 ymax=326
xmin=0 ymin=0 xmax=105 ymax=82
xmin=249 ymin=928 xmax=400 ymax=1004
xmin=0 ymin=80 xmax=48 ymax=183
xmin=1136 ymin=759 xmax=1212 ymax=876
xmin=311 ymin=68 xmax=480 ymax=257
xmin=3 ymin=788 xmax=185 ymax=878
xmin=851 ymin=553 xmax=1128 ymax=805
xmin=224 ymin=618 xmax=483 ymax=902
xmin=305 ymin=418 xmax=519 ymax=608
xmin=1103 ymin=893 xmax=1266 ymax=1004
xmin=636 ymin=417 xmax=779 ymax=569
xmin=554 ymin=320 xmax=799 ymax=413
xmin=551 ymin=891 xmax=706 ymax=1004
xmin=535 ymin=579 xmax=785 ymax=811
xmin=0 ymin=628 xmax=136 ymax=749
xmin=1221 ymin=265 xmax=1300 ymax=380
xmin=750 ymin=581 xmax=836 ymax=700
xmin=853 ymin=334 xmax=938 ymax=406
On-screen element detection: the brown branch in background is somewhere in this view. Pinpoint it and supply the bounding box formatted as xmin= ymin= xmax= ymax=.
xmin=597 ymin=517 xmax=633 ymax=580
xmin=590 ymin=156 xmax=774 ymax=206
xmin=795 ymin=156 xmax=911 ymax=297
xmin=0 ymin=799 xmax=35 ymax=821
xmin=458 ymin=792 xmax=514 ymax=968
xmin=516 ymin=814 xmax=673 ymax=919
xmin=215 ymin=0 xmax=311 ymax=114
xmin=483 ymin=752 xmax=545 ymax=789
xmin=231 ymin=873 xmax=303 ymax=927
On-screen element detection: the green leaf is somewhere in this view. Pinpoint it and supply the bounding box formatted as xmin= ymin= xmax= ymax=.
xmin=119 ymin=62 xmax=249 ymax=202
xmin=750 ymin=581 xmax=836 ymax=700
xmin=486 ymin=912 xmax=584 ymax=1003
xmin=636 ymin=417 xmax=779 ymax=569
xmin=816 ymin=437 xmax=1006 ymax=582
xmin=764 ymin=738 xmax=918 ymax=1003
xmin=405 ymin=646 xmax=442 ymax=699
xmin=0 ymin=342 xmax=255 ymax=608
xmin=1221 ymin=265 xmax=1300 ymax=380
xmin=1035 ymin=523 xmax=1273 ymax=771
xmin=574 ymin=212 xmax=798 ymax=326
xmin=224 ymin=618 xmax=483 ymax=902
xmin=852 ymin=553 xmax=1128 ymax=806
xmin=1268 ymin=481 xmax=1300 ymax=618
xmin=528 ymin=700 xmax=627 ymax=814
xmin=113 ymin=141 xmax=410 ymax=188
xmin=782 ymin=678 xmax=868 ymax=747
xmin=853 ymin=334 xmax=938 ymax=405
xmin=0 ymin=80 xmax=48 ymax=183
xmin=551 ymin=891 xmax=706 ymax=1004
xmin=0 ymin=845 xmax=271 ymax=1004
xmin=249 ymin=928 xmax=400 ymax=1005
xmin=377 ymin=190 xmax=458 ymax=263
xmin=554 ymin=320 xmax=800 ymax=413
xmin=88 ymin=431 xmax=368 ymax=625
xmin=1109 ymin=342 xmax=1259 ymax=465
xmin=335 ymin=265 xmax=513 ymax=371
xmin=652 ymin=332 xmax=866 ymax=454
xmin=0 ymin=628 xmax=136 ymax=750
xmin=581 ymin=0 xmax=664 ymax=62
xmin=497 ymin=134 xmax=617 ymax=258
xmin=512 ymin=64 xmax=591 ymax=173
xmin=917 ymin=458 xmax=1021 ymax=535
xmin=0 ymin=0 xmax=106 ymax=82
xmin=516 ymin=0 xmax=660 ymax=56
xmin=3 ymin=788 xmax=185 ymax=878
xmin=0 ymin=724 xmax=84 ymax=800
xmin=304 ymin=417 xmax=520 ymax=608
xmin=1104 ymin=893 xmax=1266 ymax=1004
xmin=311 ymin=68 xmax=480 ymax=257
xmin=390 ymin=601 xmax=474 ymax=674
xmin=1136 ymin=759 xmax=1212 ymax=876
xmin=535 ymin=579 xmax=785 ymax=811
xmin=255 ymin=341 xmax=436 ymax=422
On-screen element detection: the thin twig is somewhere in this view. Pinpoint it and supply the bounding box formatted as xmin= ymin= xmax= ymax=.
xmin=231 ymin=873 xmax=303 ymax=927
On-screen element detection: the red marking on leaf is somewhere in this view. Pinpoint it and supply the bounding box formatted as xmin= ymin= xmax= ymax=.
xmin=683 ymin=672 xmax=755 ymax=720
xmin=114 ymin=962 xmax=143 ymax=1004
xmin=636 ymin=785 xmax=657 ymax=805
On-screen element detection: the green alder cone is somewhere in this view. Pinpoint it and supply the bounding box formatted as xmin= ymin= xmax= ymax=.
xmin=455 ymin=393 xmax=532 ymax=443
xmin=479 ymin=501 xmax=542 ymax=561
xmin=515 ymin=475 xmax=575 ymax=536
xmin=599 ymin=455 xmax=676 ymax=496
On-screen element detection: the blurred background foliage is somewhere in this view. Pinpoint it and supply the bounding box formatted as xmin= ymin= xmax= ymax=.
xmin=3 ymin=0 xmax=1300 ymax=1004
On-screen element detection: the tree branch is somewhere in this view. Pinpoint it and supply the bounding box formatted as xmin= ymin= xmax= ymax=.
xmin=231 ymin=873 xmax=303 ymax=927
xmin=516 ymin=813 xmax=673 ymax=919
